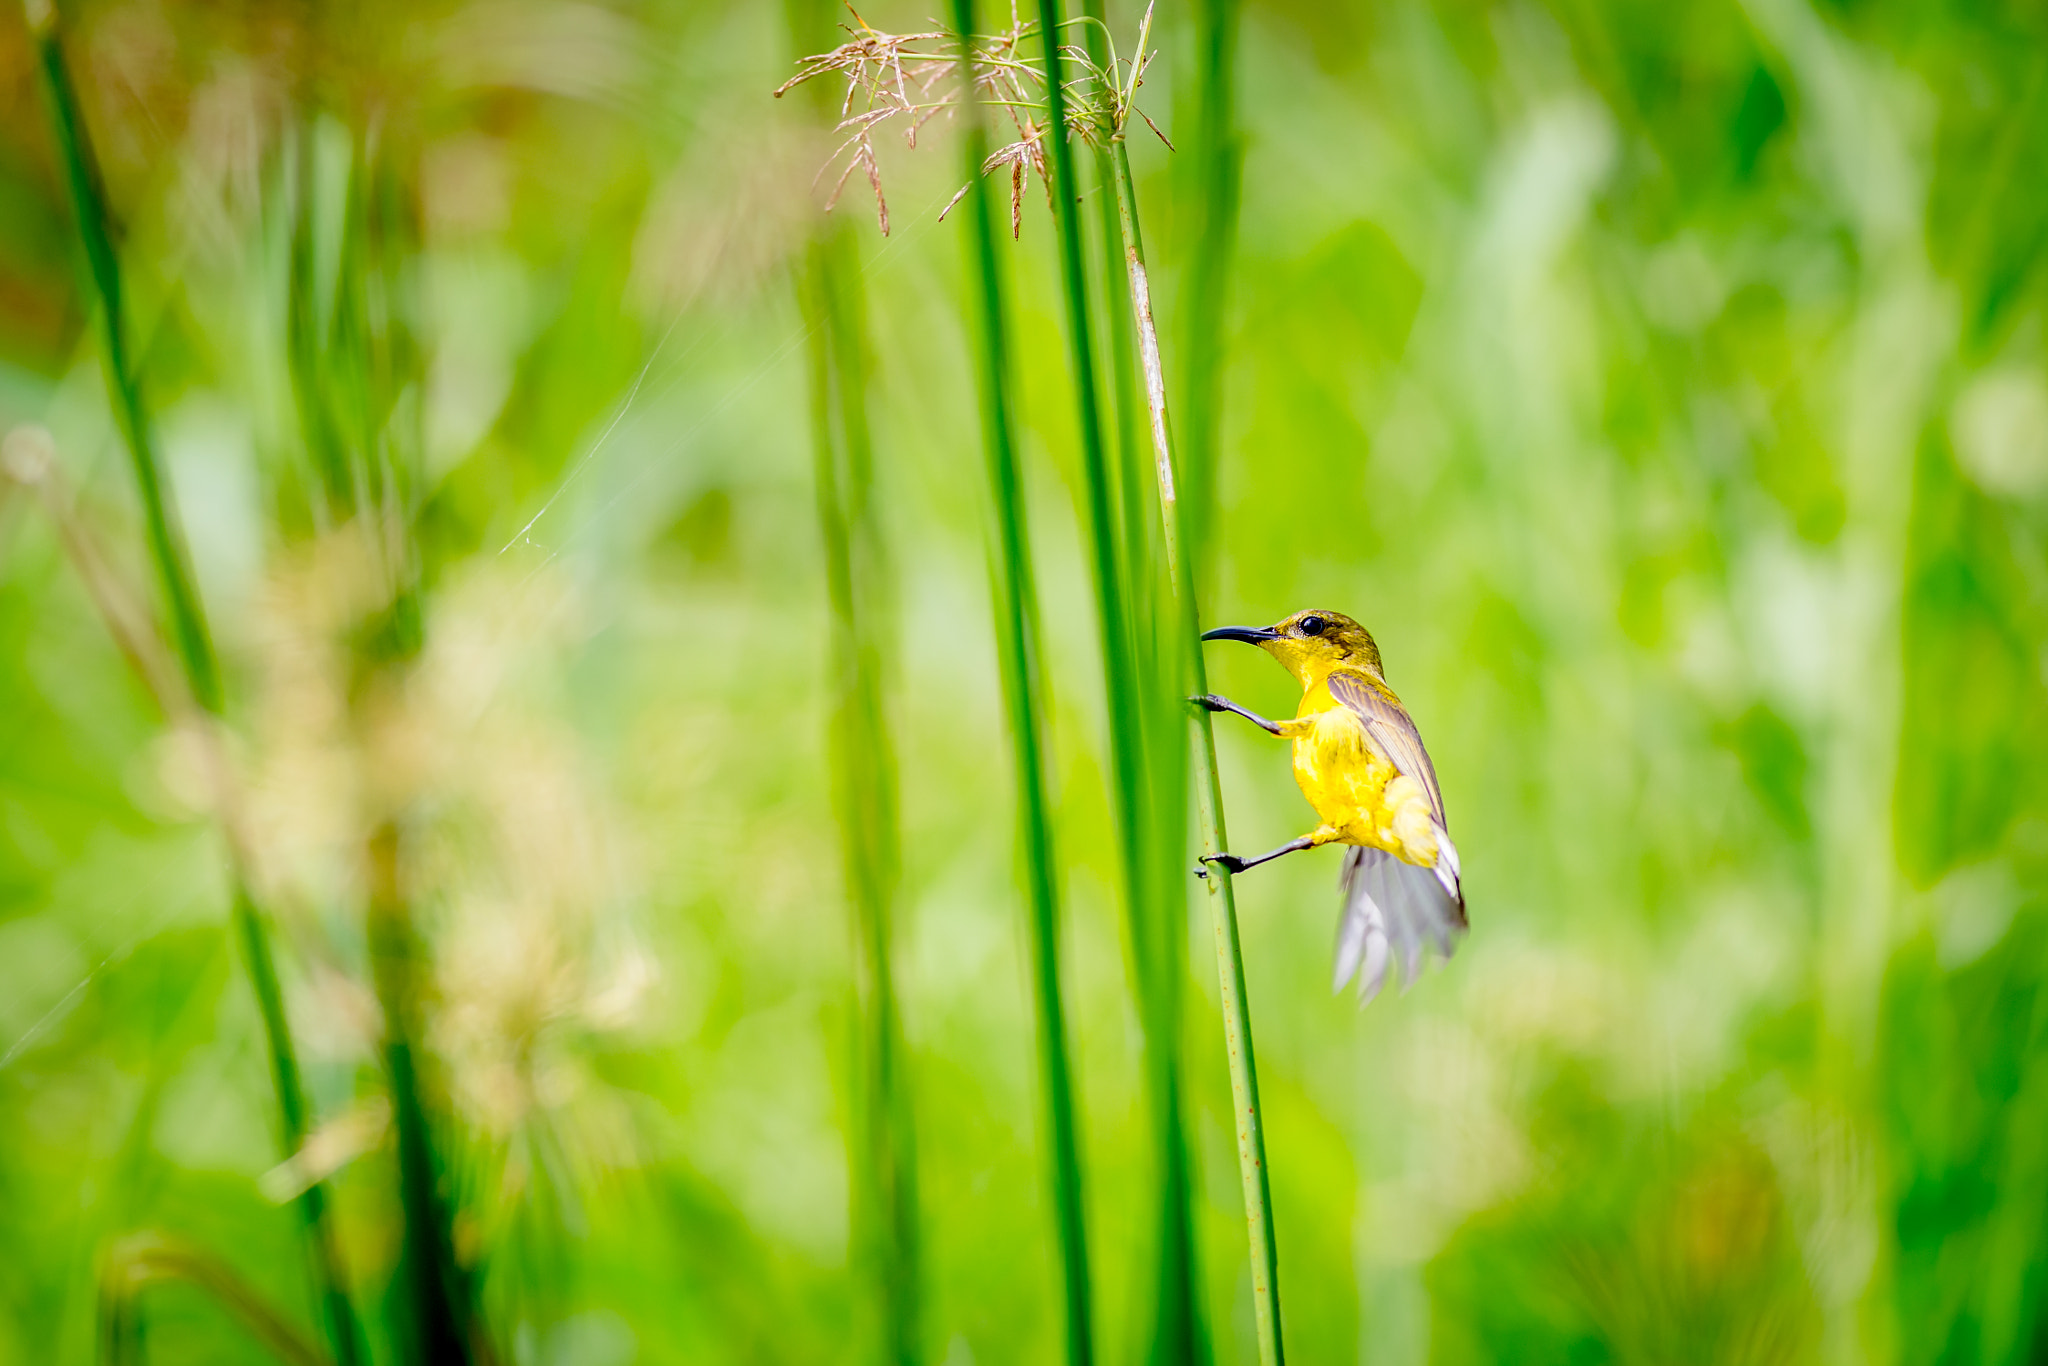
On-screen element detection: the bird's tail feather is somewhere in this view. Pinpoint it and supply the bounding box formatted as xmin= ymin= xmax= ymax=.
xmin=1333 ymin=830 xmax=1467 ymax=1005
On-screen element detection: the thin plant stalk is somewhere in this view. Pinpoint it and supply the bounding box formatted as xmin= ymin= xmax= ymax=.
xmin=807 ymin=232 xmax=924 ymax=1366
xmin=949 ymin=3 xmax=1095 ymax=1361
xmin=1078 ymin=3 xmax=1150 ymax=597
xmin=1110 ymin=140 xmax=1284 ymax=1366
xmin=1178 ymin=0 xmax=1241 ymax=581
xmin=367 ymin=821 xmax=481 ymax=1366
xmin=289 ymin=120 xmax=351 ymax=522
xmin=33 ymin=16 xmax=216 ymax=711
xmin=1073 ymin=72 xmax=1203 ymax=1358
xmin=300 ymin=122 xmax=477 ymax=1365
xmin=27 ymin=11 xmax=364 ymax=1366
xmin=1033 ymin=6 xmax=1206 ymax=1362
xmin=797 ymin=163 xmax=925 ymax=1366
xmin=785 ymin=4 xmax=924 ymax=1356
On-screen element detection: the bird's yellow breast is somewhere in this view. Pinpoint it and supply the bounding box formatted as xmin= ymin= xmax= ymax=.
xmin=1291 ymin=680 xmax=1438 ymax=864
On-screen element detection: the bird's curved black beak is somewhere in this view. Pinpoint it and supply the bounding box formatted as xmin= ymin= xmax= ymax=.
xmin=1201 ymin=625 xmax=1282 ymax=645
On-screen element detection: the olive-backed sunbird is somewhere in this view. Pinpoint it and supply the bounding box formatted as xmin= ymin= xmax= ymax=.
xmin=1196 ymin=609 xmax=1465 ymax=1002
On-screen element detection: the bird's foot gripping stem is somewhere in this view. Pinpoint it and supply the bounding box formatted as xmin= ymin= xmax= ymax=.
xmin=1193 ymin=834 xmax=1317 ymax=879
xmin=1193 ymin=852 xmax=1248 ymax=879
xmin=1187 ymin=693 xmax=1289 ymax=736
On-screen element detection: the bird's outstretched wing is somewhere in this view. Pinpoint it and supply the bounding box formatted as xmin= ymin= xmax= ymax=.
xmin=1326 ymin=669 xmax=1447 ymax=827
xmin=1326 ymin=668 xmax=1466 ymax=1003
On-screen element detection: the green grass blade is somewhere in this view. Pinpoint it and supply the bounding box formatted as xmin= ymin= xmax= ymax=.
xmin=29 ymin=12 xmax=363 ymax=1366
xmin=1110 ymin=140 xmax=1284 ymax=1366
xmin=948 ymin=5 xmax=1095 ymax=1361
xmin=1034 ymin=6 xmax=1207 ymax=1362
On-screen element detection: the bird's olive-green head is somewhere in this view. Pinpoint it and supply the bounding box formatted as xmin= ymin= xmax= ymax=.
xmin=1202 ymin=609 xmax=1384 ymax=688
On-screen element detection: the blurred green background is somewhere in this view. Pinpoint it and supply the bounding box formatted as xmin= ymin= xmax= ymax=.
xmin=4 ymin=0 xmax=2048 ymax=1362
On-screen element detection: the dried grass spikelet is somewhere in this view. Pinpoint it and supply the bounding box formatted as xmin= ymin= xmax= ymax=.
xmin=776 ymin=4 xmax=1172 ymax=238
xmin=945 ymin=117 xmax=1052 ymax=240
xmin=774 ymin=16 xmax=953 ymax=234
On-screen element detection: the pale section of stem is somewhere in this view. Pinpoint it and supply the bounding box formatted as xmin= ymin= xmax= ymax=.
xmin=1123 ymin=250 xmax=1176 ymax=506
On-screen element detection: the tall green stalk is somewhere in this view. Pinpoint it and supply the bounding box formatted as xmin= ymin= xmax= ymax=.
xmin=367 ymin=821 xmax=480 ymax=1366
xmin=790 ymin=9 xmax=925 ymax=1344
xmin=1033 ymin=6 xmax=1205 ymax=1361
xmin=289 ymin=120 xmax=351 ymax=522
xmin=33 ymin=17 xmax=214 ymax=712
xmin=294 ymin=119 xmax=475 ymax=1366
xmin=1178 ymin=0 xmax=1241 ymax=582
xmin=27 ymin=10 xmax=364 ymax=1366
xmin=1073 ymin=70 xmax=1199 ymax=1354
xmin=1110 ymin=142 xmax=1284 ymax=1366
xmin=949 ymin=5 xmax=1094 ymax=1361
xmin=1158 ymin=16 xmax=1243 ymax=1350
xmin=804 ymin=225 xmax=924 ymax=1366
xmin=1078 ymin=2 xmax=1148 ymax=592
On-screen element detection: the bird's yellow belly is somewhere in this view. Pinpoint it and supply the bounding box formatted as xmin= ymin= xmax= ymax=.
xmin=1291 ymin=703 xmax=1439 ymax=865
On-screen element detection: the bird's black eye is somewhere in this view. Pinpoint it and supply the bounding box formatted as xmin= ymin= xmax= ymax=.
xmin=1297 ymin=615 xmax=1326 ymax=637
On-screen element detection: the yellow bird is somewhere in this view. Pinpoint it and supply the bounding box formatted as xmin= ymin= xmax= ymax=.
xmin=1196 ymin=609 xmax=1465 ymax=1001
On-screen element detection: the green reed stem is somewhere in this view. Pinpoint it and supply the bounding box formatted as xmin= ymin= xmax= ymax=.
xmin=312 ymin=124 xmax=472 ymax=1365
xmin=367 ymin=822 xmax=479 ymax=1366
xmin=1178 ymin=0 xmax=1242 ymax=582
xmin=1075 ymin=75 xmax=1197 ymax=1356
xmin=363 ymin=751 xmax=472 ymax=1366
xmin=1035 ymin=6 xmax=1206 ymax=1362
xmin=1078 ymin=4 xmax=1149 ymax=600
xmin=950 ymin=4 xmax=1095 ymax=1361
xmin=1110 ymin=140 xmax=1284 ymax=1366
xmin=801 ymin=200 xmax=925 ymax=1366
xmin=287 ymin=117 xmax=352 ymax=523
xmin=29 ymin=11 xmax=363 ymax=1365
xmin=787 ymin=4 xmax=923 ymax=1356
xmin=34 ymin=16 xmax=215 ymax=712
xmin=232 ymin=884 xmax=362 ymax=1366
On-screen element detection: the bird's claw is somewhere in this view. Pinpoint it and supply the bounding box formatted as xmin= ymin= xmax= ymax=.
xmin=1193 ymin=852 xmax=1246 ymax=880
xmin=1188 ymin=693 xmax=1228 ymax=713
